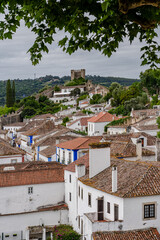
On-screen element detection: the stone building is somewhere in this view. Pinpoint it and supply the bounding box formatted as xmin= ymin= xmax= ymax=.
xmin=71 ymin=69 xmax=85 ymax=80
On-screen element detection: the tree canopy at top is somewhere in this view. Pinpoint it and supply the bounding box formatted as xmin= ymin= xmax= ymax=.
xmin=1 ymin=0 xmax=160 ymax=66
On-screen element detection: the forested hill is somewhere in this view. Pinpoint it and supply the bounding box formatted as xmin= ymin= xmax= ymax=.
xmin=0 ymin=75 xmax=139 ymax=106
xmin=86 ymin=75 xmax=139 ymax=87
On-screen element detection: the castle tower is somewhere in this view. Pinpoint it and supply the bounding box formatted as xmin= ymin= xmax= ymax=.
xmin=71 ymin=69 xmax=85 ymax=80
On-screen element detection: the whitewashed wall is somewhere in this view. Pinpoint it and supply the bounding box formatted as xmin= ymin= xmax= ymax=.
xmin=88 ymin=122 xmax=109 ymax=136
xmin=107 ymin=127 xmax=126 ymax=135
xmin=65 ymin=170 xmax=78 ymax=230
xmin=0 ymin=182 xmax=65 ymax=215
xmin=0 ymin=155 xmax=23 ymax=164
xmin=0 ymin=209 xmax=68 ymax=238
xmin=123 ymin=196 xmax=160 ymax=233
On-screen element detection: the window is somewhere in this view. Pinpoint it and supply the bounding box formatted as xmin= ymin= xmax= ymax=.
xmin=107 ymin=202 xmax=110 ymax=214
xmin=69 ymin=152 xmax=71 ymax=163
xmin=69 ymin=192 xmax=71 ymax=201
xmin=81 ymin=188 xmax=83 ymax=200
xmin=144 ymin=204 xmax=155 ymax=219
xmin=78 ymin=186 xmax=80 ymax=197
xmin=69 ymin=174 xmax=71 ymax=183
xmin=81 ymin=219 xmax=83 ymax=234
xmin=63 ymin=150 xmax=65 ymax=160
xmin=78 ymin=216 xmax=80 ymax=229
xmin=28 ymin=187 xmax=33 ymax=194
xmin=11 ymin=159 xmax=17 ymax=164
xmin=88 ymin=193 xmax=91 ymax=207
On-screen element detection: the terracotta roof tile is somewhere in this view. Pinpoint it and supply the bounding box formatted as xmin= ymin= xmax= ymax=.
xmin=39 ymin=146 xmax=56 ymax=157
xmin=56 ymin=137 xmax=102 ymax=150
xmin=110 ymin=141 xmax=155 ymax=158
xmin=17 ymin=120 xmax=45 ymax=132
xmin=0 ymin=161 xmax=64 ymax=187
xmin=30 ymin=114 xmax=54 ymax=121
xmin=88 ymin=112 xmax=119 ymax=123
xmin=132 ymin=109 xmax=160 ymax=118
xmin=4 ymin=122 xmax=25 ymax=127
xmin=104 ymin=132 xmax=156 ymax=146
xmin=34 ymin=134 xmax=76 ymax=148
xmin=65 ymin=153 xmax=89 ymax=172
xmin=79 ymin=157 xmax=160 ymax=198
xmin=24 ymin=121 xmax=55 ymax=136
xmin=68 ymin=117 xmax=91 ymax=127
xmin=92 ymin=228 xmax=160 ymax=240
xmin=0 ymin=139 xmax=24 ymax=156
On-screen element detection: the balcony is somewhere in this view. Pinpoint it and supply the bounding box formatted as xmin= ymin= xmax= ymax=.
xmin=84 ymin=212 xmax=123 ymax=232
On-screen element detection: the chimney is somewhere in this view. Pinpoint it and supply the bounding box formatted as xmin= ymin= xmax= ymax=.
xmin=89 ymin=142 xmax=111 ymax=178
xmin=156 ymin=138 xmax=160 ymax=161
xmin=136 ymin=139 xmax=142 ymax=161
xmin=76 ymin=164 xmax=86 ymax=178
xmin=112 ymin=166 xmax=117 ymax=192
xmin=56 ymin=137 xmax=60 ymax=145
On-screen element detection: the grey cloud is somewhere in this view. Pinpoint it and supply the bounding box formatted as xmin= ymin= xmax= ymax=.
xmin=0 ymin=24 xmax=149 ymax=80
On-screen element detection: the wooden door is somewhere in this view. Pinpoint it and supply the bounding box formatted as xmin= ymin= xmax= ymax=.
xmin=114 ymin=204 xmax=119 ymax=221
xmin=98 ymin=199 xmax=104 ymax=220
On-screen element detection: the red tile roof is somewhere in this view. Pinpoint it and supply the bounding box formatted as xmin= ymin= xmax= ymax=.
xmin=92 ymin=228 xmax=160 ymax=240
xmin=68 ymin=117 xmax=91 ymax=127
xmin=24 ymin=121 xmax=55 ymax=136
xmin=88 ymin=112 xmax=119 ymax=123
xmin=56 ymin=137 xmax=101 ymax=150
xmin=0 ymin=161 xmax=65 ymax=187
xmin=79 ymin=157 xmax=160 ymax=198
xmin=65 ymin=153 xmax=89 ymax=172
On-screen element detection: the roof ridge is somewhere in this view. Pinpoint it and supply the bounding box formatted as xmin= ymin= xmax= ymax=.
xmin=123 ymin=165 xmax=158 ymax=197
xmin=77 ymin=137 xmax=90 ymax=148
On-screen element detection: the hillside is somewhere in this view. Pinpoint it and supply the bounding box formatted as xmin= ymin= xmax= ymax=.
xmin=0 ymin=75 xmax=139 ymax=106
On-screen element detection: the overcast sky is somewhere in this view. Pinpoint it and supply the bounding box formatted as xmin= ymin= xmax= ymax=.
xmin=0 ymin=22 xmax=149 ymax=80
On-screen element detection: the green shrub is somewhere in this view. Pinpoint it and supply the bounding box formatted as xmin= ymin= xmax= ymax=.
xmin=52 ymin=225 xmax=81 ymax=240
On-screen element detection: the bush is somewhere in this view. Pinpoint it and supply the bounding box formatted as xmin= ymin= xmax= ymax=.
xmin=53 ymin=225 xmax=81 ymax=240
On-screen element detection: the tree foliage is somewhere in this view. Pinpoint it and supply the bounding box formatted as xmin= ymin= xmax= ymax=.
xmin=140 ymin=69 xmax=160 ymax=95
xmin=0 ymin=75 xmax=139 ymax=106
xmin=70 ymin=88 xmax=81 ymax=97
xmin=6 ymin=79 xmax=15 ymax=107
xmin=0 ymin=1 xmax=160 ymax=66
xmin=107 ymin=82 xmax=149 ymax=115
xmin=19 ymin=95 xmax=61 ymax=118
xmin=90 ymin=94 xmax=103 ymax=104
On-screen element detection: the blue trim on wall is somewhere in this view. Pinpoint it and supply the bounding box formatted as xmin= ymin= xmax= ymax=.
xmin=73 ymin=150 xmax=78 ymax=161
xmin=56 ymin=147 xmax=58 ymax=161
xmin=67 ymin=149 xmax=71 ymax=151
xmin=29 ymin=136 xmax=33 ymax=146
xmin=48 ymin=157 xmax=51 ymax=162
xmin=37 ymin=146 xmax=40 ymax=161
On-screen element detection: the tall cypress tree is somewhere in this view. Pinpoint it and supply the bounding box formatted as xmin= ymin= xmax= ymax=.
xmin=6 ymin=79 xmax=12 ymax=107
xmin=12 ymin=80 xmax=15 ymax=105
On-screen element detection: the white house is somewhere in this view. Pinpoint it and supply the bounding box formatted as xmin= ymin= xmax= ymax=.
xmin=3 ymin=122 xmax=25 ymax=133
xmin=0 ymin=161 xmax=68 ymax=239
xmin=86 ymin=104 xmax=104 ymax=113
xmin=107 ymin=125 xmax=130 ymax=135
xmin=50 ymin=85 xmax=86 ymax=103
xmin=88 ymin=112 xmax=119 ymax=136
xmin=66 ymin=117 xmax=91 ymax=133
xmin=64 ymin=142 xmax=160 ymax=240
xmin=131 ymin=124 xmax=159 ymax=137
xmin=3 ymin=122 xmax=25 ymax=141
xmin=20 ymin=121 xmax=55 ymax=161
xmin=0 ymin=138 xmax=25 ymax=164
xmin=0 ymin=129 xmax=7 ymax=140
xmin=56 ymin=136 xmax=101 ymax=164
